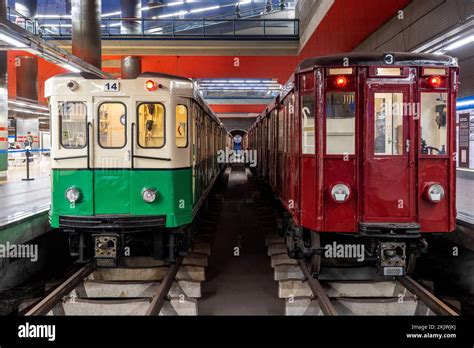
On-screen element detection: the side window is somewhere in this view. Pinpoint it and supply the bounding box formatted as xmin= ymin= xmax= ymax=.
xmin=420 ymin=93 xmax=447 ymax=155
xmin=301 ymin=94 xmax=315 ymax=154
xmin=98 ymin=103 xmax=126 ymax=148
xmin=138 ymin=103 xmax=165 ymax=148
xmin=326 ymin=92 xmax=356 ymax=154
xmin=59 ymin=101 xmax=87 ymax=149
xmin=176 ymin=104 xmax=188 ymax=148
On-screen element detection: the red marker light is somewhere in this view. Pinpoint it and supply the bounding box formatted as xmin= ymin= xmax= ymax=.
xmin=145 ymin=80 xmax=156 ymax=91
xmin=428 ymin=76 xmax=442 ymax=88
xmin=335 ymin=76 xmax=347 ymax=88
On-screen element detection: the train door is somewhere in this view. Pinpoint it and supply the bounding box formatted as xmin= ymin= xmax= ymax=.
xmin=363 ymin=85 xmax=415 ymax=221
xmin=92 ymin=97 xmax=131 ymax=215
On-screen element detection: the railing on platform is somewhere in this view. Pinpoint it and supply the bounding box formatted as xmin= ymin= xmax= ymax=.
xmin=5 ymin=7 xmax=299 ymax=40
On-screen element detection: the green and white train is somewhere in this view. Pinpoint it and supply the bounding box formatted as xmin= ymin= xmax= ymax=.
xmin=45 ymin=72 xmax=229 ymax=266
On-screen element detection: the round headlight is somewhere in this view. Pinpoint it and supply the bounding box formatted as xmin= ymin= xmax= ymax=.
xmin=142 ymin=188 xmax=157 ymax=203
xmin=330 ymin=183 xmax=351 ymax=203
xmin=427 ymin=183 xmax=445 ymax=203
xmin=65 ymin=187 xmax=81 ymax=203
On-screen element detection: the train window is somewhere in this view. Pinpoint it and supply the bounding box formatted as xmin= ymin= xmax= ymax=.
xmin=176 ymin=105 xmax=188 ymax=148
xmin=374 ymin=93 xmax=404 ymax=155
xmin=98 ymin=102 xmax=126 ymax=149
xmin=137 ymin=103 xmax=165 ymax=148
xmin=59 ymin=101 xmax=87 ymax=149
xmin=420 ymin=93 xmax=448 ymax=155
xmin=301 ymin=94 xmax=315 ymax=154
xmin=326 ymin=92 xmax=355 ymax=155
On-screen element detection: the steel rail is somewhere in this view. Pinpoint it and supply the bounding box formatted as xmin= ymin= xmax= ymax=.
xmin=25 ymin=263 xmax=95 ymax=316
xmin=298 ymin=260 xmax=338 ymax=316
xmin=145 ymin=257 xmax=184 ymax=316
xmin=397 ymin=276 xmax=459 ymax=316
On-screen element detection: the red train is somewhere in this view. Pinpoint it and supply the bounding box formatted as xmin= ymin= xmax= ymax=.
xmin=246 ymin=53 xmax=459 ymax=276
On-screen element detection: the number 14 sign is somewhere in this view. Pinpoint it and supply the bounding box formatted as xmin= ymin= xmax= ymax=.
xmin=104 ymin=82 xmax=120 ymax=92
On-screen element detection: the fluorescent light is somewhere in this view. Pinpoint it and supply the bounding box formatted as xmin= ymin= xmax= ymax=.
xmin=0 ymin=32 xmax=27 ymax=48
xmin=190 ymin=5 xmax=220 ymax=14
xmin=35 ymin=14 xmax=71 ymax=19
xmin=102 ymin=11 xmax=122 ymax=17
xmin=159 ymin=10 xmax=189 ymax=18
xmin=168 ymin=1 xmax=185 ymax=6
xmin=444 ymin=35 xmax=474 ymax=51
xmin=40 ymin=23 xmax=120 ymax=28
xmin=60 ymin=63 xmax=81 ymax=73
xmin=239 ymin=0 xmax=252 ymax=5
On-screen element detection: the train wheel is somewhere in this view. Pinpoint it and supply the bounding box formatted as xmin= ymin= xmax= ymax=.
xmin=309 ymin=232 xmax=321 ymax=276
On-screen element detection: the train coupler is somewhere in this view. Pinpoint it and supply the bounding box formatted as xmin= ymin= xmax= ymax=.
xmin=93 ymin=233 xmax=120 ymax=267
xmin=377 ymin=242 xmax=407 ymax=276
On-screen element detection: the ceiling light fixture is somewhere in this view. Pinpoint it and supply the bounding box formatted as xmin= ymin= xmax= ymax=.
xmin=443 ymin=35 xmax=474 ymax=51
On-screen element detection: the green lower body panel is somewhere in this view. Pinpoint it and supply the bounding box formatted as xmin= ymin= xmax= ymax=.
xmin=0 ymin=153 xmax=7 ymax=172
xmin=50 ymin=168 xmax=193 ymax=229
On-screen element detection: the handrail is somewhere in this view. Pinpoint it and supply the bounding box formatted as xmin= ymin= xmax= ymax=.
xmin=53 ymin=155 xmax=87 ymax=161
xmin=131 ymin=122 xmax=135 ymax=170
xmin=87 ymin=122 xmax=92 ymax=170
xmin=39 ymin=18 xmax=299 ymax=40
xmin=5 ymin=6 xmax=299 ymax=40
xmin=133 ymin=155 xmax=172 ymax=162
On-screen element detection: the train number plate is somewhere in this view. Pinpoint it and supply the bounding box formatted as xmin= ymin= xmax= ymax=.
xmin=103 ymin=82 xmax=120 ymax=92
xmin=383 ymin=266 xmax=404 ymax=276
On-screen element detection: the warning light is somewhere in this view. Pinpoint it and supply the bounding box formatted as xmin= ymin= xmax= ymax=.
xmin=145 ymin=80 xmax=156 ymax=91
xmin=428 ymin=76 xmax=442 ymax=88
xmin=335 ymin=76 xmax=347 ymax=88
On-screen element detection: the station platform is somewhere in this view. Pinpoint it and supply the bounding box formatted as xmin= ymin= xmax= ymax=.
xmin=0 ymin=176 xmax=50 ymax=245
xmin=457 ymin=169 xmax=474 ymax=225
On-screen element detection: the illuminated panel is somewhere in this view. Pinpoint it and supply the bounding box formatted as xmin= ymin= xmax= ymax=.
xmin=328 ymin=68 xmax=353 ymax=75
xmin=376 ymin=68 xmax=402 ymax=76
xmin=423 ymin=68 xmax=447 ymax=76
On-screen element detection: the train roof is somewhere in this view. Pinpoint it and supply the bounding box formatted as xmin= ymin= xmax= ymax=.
xmin=139 ymin=71 xmax=192 ymax=82
xmin=296 ymin=52 xmax=458 ymax=72
xmin=46 ymin=72 xmax=227 ymax=130
xmin=48 ymin=71 xmax=193 ymax=82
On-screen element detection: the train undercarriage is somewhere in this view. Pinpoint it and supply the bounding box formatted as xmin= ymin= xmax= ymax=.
xmin=66 ymin=226 xmax=193 ymax=267
xmin=282 ymin=215 xmax=426 ymax=277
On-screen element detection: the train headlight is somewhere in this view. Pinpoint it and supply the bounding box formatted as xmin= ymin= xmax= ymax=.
xmin=425 ymin=183 xmax=445 ymax=203
xmin=330 ymin=183 xmax=351 ymax=203
xmin=65 ymin=187 xmax=81 ymax=203
xmin=142 ymin=188 xmax=157 ymax=203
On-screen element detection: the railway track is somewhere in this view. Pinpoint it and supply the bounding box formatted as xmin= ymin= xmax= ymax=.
xmin=295 ymin=260 xmax=459 ymax=316
xmin=253 ymin=173 xmax=460 ymax=316
xmin=22 ymin=190 xmax=224 ymax=316
xmin=24 ymin=256 xmax=187 ymax=316
xmin=264 ymin=225 xmax=460 ymax=316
